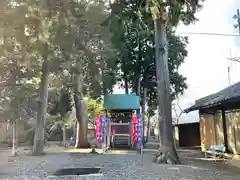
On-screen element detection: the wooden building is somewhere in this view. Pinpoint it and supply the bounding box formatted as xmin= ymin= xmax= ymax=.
xmin=173 ymin=122 xmax=200 ymax=148
xmin=185 ymin=82 xmax=240 ymax=154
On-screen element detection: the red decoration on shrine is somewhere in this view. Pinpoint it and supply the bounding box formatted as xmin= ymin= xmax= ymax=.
xmin=132 ymin=115 xmax=138 ymax=143
xmin=95 ymin=115 xmax=100 ymax=141
xmin=111 ymin=128 xmax=116 ymax=136
xmin=95 ymin=115 xmax=107 ymax=143
xmin=128 ymin=127 xmax=131 ymax=136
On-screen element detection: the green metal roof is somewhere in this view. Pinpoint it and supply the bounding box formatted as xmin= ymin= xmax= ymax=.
xmin=103 ymin=94 xmax=140 ymax=110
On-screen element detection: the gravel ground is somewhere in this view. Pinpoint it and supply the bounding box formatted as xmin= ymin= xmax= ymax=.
xmin=0 ymin=148 xmax=239 ymax=180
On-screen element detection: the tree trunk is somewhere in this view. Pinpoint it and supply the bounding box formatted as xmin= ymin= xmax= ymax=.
xmin=74 ymin=64 xmax=89 ymax=148
xmin=124 ymin=72 xmax=129 ymax=94
xmin=146 ymin=114 xmax=151 ymax=142
xmin=133 ymin=73 xmax=141 ymax=95
xmin=32 ymin=60 xmax=50 ymax=155
xmin=135 ymin=74 xmax=141 ymax=118
xmin=136 ymin=74 xmax=141 ymax=96
xmin=12 ymin=119 xmax=17 ymax=156
xmin=62 ymin=126 xmax=67 ymax=148
xmin=154 ymin=18 xmax=180 ymax=164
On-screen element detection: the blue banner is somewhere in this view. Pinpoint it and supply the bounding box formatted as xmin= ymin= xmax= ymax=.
xmin=99 ymin=115 xmax=106 ymax=143
xmin=137 ymin=114 xmax=143 ymax=143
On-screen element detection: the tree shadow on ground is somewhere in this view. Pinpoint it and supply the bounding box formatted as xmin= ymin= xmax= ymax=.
xmin=178 ymin=148 xmax=240 ymax=178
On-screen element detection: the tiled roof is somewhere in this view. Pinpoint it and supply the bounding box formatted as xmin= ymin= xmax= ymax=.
xmin=185 ymin=81 xmax=240 ymax=113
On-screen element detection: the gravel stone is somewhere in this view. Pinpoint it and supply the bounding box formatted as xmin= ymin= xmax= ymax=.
xmin=0 ymin=150 xmax=239 ymax=180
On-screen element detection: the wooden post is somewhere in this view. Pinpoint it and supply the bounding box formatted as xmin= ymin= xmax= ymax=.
xmin=107 ymin=119 xmax=111 ymax=149
xmin=142 ymin=87 xmax=147 ymax=144
xmin=221 ymin=109 xmax=229 ymax=152
xmin=130 ymin=121 xmax=133 ymax=148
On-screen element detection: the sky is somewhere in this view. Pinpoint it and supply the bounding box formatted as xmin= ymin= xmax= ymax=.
xmin=114 ymin=0 xmax=240 ymax=124
xmin=176 ymin=0 xmax=240 ymax=123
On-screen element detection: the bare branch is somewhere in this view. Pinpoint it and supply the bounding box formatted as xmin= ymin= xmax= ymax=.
xmin=172 ymin=97 xmax=183 ymax=124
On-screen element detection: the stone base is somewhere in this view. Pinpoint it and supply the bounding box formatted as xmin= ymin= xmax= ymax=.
xmin=46 ymin=174 xmax=104 ymax=180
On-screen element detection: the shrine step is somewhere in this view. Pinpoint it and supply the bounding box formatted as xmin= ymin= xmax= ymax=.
xmin=113 ymin=135 xmax=131 ymax=147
